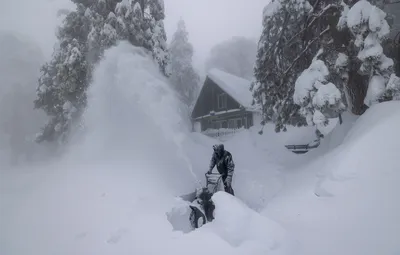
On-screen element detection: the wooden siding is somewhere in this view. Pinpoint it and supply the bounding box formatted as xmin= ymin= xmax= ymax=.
xmin=191 ymin=77 xmax=241 ymax=119
xmin=198 ymin=111 xmax=254 ymax=131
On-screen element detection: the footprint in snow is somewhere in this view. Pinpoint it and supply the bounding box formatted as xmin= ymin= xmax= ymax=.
xmin=107 ymin=228 xmax=130 ymax=244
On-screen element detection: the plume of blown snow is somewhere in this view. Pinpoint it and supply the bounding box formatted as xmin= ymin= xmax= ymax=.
xmin=67 ymin=41 xmax=198 ymax=193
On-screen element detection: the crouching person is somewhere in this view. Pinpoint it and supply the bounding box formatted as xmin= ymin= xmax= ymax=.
xmin=207 ymin=144 xmax=235 ymax=196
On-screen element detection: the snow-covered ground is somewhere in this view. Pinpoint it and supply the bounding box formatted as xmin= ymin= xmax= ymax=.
xmin=1 ymin=42 xmax=399 ymax=255
xmin=263 ymin=102 xmax=400 ymax=255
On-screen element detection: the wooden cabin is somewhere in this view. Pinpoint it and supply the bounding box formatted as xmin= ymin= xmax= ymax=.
xmin=191 ymin=69 xmax=261 ymax=133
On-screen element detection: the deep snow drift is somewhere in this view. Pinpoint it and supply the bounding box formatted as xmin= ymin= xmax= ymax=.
xmin=0 ymin=42 xmax=293 ymax=255
xmin=263 ymin=101 xmax=400 ymax=255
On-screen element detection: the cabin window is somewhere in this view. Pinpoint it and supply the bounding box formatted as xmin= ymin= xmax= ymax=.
xmin=218 ymin=93 xmax=227 ymax=109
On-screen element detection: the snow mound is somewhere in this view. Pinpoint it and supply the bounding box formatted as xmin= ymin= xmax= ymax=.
xmin=206 ymin=192 xmax=293 ymax=254
xmin=323 ymin=101 xmax=400 ymax=182
xmin=315 ymin=101 xmax=400 ymax=254
xmin=264 ymin=101 xmax=400 ymax=255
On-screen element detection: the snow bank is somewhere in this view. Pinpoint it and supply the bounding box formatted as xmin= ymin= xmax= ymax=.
xmin=205 ymin=192 xmax=295 ymax=255
xmin=263 ymin=101 xmax=400 ymax=255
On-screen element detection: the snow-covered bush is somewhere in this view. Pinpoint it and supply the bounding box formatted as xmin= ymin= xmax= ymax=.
xmin=384 ymin=73 xmax=400 ymax=100
xmin=294 ymin=51 xmax=345 ymax=134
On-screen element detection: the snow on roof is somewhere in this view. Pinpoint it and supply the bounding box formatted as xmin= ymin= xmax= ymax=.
xmin=207 ymin=68 xmax=254 ymax=108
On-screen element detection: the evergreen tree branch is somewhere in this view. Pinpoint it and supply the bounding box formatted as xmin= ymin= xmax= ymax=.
xmin=262 ymin=13 xmax=291 ymax=62
xmin=283 ymin=26 xmax=331 ymax=77
xmin=285 ymin=4 xmax=339 ymax=48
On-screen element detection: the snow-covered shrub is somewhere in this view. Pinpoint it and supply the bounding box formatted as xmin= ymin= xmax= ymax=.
xmin=384 ymin=73 xmax=400 ymax=100
xmin=294 ymin=51 xmax=345 ymax=134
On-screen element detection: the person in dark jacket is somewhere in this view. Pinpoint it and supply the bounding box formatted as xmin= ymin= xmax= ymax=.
xmin=207 ymin=144 xmax=235 ymax=195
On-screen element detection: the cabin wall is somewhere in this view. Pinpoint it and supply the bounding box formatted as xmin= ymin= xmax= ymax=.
xmin=199 ymin=111 xmax=254 ymax=131
xmin=252 ymin=112 xmax=263 ymax=126
xmin=192 ymin=77 xmax=241 ymax=119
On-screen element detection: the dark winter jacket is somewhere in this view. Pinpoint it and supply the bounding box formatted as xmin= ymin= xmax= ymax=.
xmin=209 ymin=150 xmax=235 ymax=183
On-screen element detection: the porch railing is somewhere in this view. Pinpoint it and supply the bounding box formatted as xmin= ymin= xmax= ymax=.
xmin=202 ymin=128 xmax=245 ymax=138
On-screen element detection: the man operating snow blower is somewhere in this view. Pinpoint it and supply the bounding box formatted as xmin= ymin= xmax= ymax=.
xmin=167 ymin=144 xmax=235 ymax=230
xmin=207 ymin=144 xmax=235 ymax=196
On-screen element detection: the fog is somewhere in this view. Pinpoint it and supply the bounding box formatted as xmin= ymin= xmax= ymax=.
xmin=0 ymin=0 xmax=267 ymax=166
xmin=164 ymin=0 xmax=266 ymax=73
xmin=0 ymin=0 xmax=266 ymax=67
xmin=0 ymin=0 xmax=269 ymax=170
xmin=0 ymin=0 xmax=74 ymax=59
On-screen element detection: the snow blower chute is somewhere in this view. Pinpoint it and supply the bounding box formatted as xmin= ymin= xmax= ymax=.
xmin=167 ymin=172 xmax=225 ymax=232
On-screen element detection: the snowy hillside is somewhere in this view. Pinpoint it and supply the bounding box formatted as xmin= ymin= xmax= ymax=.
xmin=263 ymin=101 xmax=400 ymax=255
xmin=1 ymin=42 xmax=400 ymax=255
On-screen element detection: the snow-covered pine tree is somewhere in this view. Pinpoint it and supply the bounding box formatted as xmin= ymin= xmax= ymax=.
xmin=147 ymin=0 xmax=170 ymax=76
xmin=34 ymin=4 xmax=90 ymax=143
xmin=169 ymin=19 xmax=200 ymax=107
xmin=291 ymin=0 xmax=400 ymax=135
xmin=86 ymin=1 xmax=119 ymax=65
xmin=115 ymin=1 xmax=146 ymax=48
xmin=114 ymin=0 xmax=170 ymax=76
xmin=337 ymin=0 xmax=400 ymax=107
xmin=35 ymin=0 xmax=170 ymax=144
xmin=251 ymin=0 xmax=314 ymax=132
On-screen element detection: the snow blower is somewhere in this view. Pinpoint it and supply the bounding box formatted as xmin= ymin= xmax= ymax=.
xmin=167 ymin=172 xmax=225 ymax=232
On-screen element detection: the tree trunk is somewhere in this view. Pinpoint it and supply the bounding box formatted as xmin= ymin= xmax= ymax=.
xmin=347 ymin=69 xmax=369 ymax=115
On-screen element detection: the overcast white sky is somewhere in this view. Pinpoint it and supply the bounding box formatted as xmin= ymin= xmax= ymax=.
xmin=164 ymin=0 xmax=267 ymax=72
xmin=0 ymin=0 xmax=267 ymax=72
